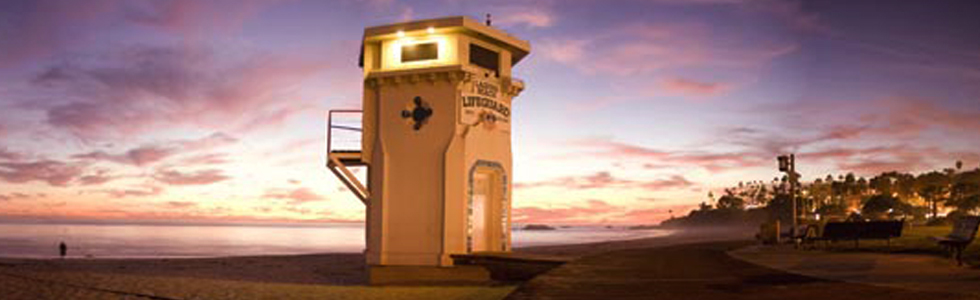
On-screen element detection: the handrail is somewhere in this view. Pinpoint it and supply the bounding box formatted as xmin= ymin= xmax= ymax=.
xmin=325 ymin=109 xmax=363 ymax=166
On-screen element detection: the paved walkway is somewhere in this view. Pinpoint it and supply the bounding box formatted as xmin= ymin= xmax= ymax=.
xmin=506 ymin=241 xmax=980 ymax=300
xmin=730 ymin=244 xmax=980 ymax=296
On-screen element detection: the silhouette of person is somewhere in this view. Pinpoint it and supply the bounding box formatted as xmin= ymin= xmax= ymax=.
xmin=59 ymin=241 xmax=67 ymax=259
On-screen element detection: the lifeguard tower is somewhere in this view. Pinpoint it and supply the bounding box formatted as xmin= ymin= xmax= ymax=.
xmin=325 ymin=16 xmax=530 ymax=281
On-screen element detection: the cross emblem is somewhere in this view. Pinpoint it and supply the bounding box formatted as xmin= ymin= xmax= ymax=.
xmin=401 ymin=96 xmax=433 ymax=131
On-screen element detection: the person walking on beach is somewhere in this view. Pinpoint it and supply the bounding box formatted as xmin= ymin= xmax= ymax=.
xmin=59 ymin=241 xmax=67 ymax=259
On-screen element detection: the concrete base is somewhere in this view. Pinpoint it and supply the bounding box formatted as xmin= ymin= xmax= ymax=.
xmin=451 ymin=252 xmax=568 ymax=282
xmin=368 ymin=265 xmax=491 ymax=285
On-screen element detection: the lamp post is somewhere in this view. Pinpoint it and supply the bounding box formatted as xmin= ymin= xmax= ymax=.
xmin=778 ymin=154 xmax=798 ymax=235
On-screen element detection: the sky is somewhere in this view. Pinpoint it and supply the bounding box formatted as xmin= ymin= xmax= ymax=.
xmin=1 ymin=0 xmax=979 ymax=225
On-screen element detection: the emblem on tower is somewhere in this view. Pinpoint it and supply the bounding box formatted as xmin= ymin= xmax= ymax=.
xmin=401 ymin=96 xmax=433 ymax=131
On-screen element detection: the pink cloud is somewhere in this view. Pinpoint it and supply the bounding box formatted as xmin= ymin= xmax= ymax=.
xmin=179 ymin=153 xmax=230 ymax=166
xmin=0 ymin=192 xmax=45 ymax=202
xmin=165 ymin=201 xmax=197 ymax=208
xmin=0 ymin=147 xmax=24 ymax=161
xmin=570 ymin=138 xmax=766 ymax=173
xmin=639 ymin=175 xmax=695 ymax=191
xmin=513 ymin=200 xmax=697 ymax=225
xmin=102 ymin=185 xmax=164 ymax=199
xmin=179 ymin=132 xmax=238 ymax=151
xmin=515 ymin=171 xmax=632 ymax=190
xmin=263 ymin=187 xmax=327 ymax=205
xmin=153 ymin=168 xmax=229 ymax=185
xmin=515 ymin=171 xmax=696 ymax=191
xmin=78 ymin=170 xmax=115 ymax=186
xmin=513 ymin=199 xmax=624 ymax=224
xmin=661 ymin=78 xmax=730 ymax=97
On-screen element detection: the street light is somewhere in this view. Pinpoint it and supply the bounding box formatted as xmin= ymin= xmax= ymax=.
xmin=777 ymin=154 xmax=798 ymax=236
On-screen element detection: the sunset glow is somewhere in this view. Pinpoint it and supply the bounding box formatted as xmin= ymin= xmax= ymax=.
xmin=1 ymin=0 xmax=979 ymax=225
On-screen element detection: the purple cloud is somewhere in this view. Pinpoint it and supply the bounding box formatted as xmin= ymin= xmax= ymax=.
xmin=0 ymin=160 xmax=83 ymax=186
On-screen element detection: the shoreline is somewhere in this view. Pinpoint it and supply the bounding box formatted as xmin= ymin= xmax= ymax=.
xmin=0 ymin=226 xmax=754 ymax=286
xmin=0 ymin=226 xmax=679 ymax=261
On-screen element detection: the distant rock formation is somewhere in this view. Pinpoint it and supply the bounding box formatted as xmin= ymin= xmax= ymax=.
xmin=522 ymin=224 xmax=557 ymax=230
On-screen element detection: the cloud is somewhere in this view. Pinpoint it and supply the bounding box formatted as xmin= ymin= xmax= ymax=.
xmin=71 ymin=132 xmax=236 ymax=167
xmin=661 ymin=78 xmax=731 ymax=97
xmin=34 ymin=46 xmax=327 ymax=140
xmin=639 ymin=175 xmax=695 ymax=191
xmin=0 ymin=160 xmax=84 ymax=186
xmin=0 ymin=192 xmax=45 ymax=202
xmin=153 ymin=168 xmax=229 ymax=185
xmin=165 ymin=201 xmax=197 ymax=208
xmin=513 ymin=199 xmax=623 ymax=224
xmin=102 ymin=185 xmax=164 ymax=199
xmin=538 ymin=21 xmax=797 ymax=77
xmin=263 ymin=187 xmax=327 ymax=205
xmin=515 ymin=171 xmax=631 ymax=190
xmin=123 ymin=0 xmax=283 ymax=36
xmin=570 ymin=138 xmax=767 ymax=173
xmin=516 ymin=171 xmax=696 ymax=191
xmin=179 ymin=153 xmax=230 ymax=166
xmin=493 ymin=5 xmax=555 ymax=28
xmin=73 ymin=146 xmax=176 ymax=166
xmin=179 ymin=132 xmax=238 ymax=151
xmin=0 ymin=0 xmax=118 ymax=68
xmin=513 ymin=200 xmax=695 ymax=224
xmin=0 ymin=147 xmax=24 ymax=161
xmin=78 ymin=170 xmax=115 ymax=186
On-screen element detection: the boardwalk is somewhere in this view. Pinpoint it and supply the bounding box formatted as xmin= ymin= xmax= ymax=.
xmin=506 ymin=241 xmax=978 ymax=300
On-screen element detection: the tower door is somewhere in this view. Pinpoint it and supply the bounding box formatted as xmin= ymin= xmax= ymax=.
xmin=471 ymin=172 xmax=491 ymax=252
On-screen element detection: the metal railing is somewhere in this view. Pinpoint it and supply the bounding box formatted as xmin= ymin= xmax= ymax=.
xmin=325 ymin=109 xmax=363 ymax=157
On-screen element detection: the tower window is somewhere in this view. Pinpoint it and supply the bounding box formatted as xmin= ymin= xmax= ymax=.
xmin=401 ymin=43 xmax=438 ymax=63
xmin=469 ymin=44 xmax=499 ymax=75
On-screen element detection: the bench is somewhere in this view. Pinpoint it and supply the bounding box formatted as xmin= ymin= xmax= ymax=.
xmin=930 ymin=216 xmax=980 ymax=266
xmin=806 ymin=221 xmax=904 ymax=248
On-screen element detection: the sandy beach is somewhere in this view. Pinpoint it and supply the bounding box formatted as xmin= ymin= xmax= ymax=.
xmin=0 ymin=227 xmax=753 ymax=300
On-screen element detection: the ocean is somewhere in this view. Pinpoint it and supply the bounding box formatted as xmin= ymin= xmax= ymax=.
xmin=0 ymin=222 xmax=671 ymax=259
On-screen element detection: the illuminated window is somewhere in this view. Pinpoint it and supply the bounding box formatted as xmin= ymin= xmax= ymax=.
xmin=469 ymin=44 xmax=499 ymax=75
xmin=401 ymin=42 xmax=438 ymax=63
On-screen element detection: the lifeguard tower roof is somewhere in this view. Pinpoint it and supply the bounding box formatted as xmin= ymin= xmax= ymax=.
xmin=359 ymin=16 xmax=531 ymax=67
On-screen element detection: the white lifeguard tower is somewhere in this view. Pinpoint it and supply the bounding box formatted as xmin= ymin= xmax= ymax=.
xmin=325 ymin=16 xmax=530 ymax=282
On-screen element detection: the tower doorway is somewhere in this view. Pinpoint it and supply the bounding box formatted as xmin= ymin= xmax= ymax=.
xmin=468 ymin=162 xmax=505 ymax=253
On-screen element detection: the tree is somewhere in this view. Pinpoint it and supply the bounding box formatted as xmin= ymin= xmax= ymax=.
xmin=716 ymin=194 xmax=745 ymax=211
xmin=861 ymin=194 xmax=905 ymax=218
xmin=816 ymin=201 xmax=848 ymax=217
xmin=949 ymin=169 xmax=980 ymax=213
xmin=869 ymin=172 xmax=896 ymax=196
xmin=916 ymin=171 xmax=951 ymax=219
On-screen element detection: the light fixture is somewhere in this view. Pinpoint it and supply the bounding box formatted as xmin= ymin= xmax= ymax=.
xmin=397 ymin=30 xmax=405 ymax=37
xmin=427 ymin=26 xmax=435 ymax=34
